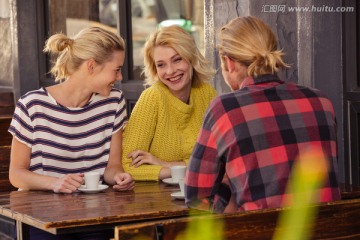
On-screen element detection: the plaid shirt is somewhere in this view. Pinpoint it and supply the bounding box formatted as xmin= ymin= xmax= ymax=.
xmin=185 ymin=74 xmax=341 ymax=213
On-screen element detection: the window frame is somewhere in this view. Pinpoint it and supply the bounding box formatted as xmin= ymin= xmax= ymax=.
xmin=343 ymin=0 xmax=360 ymax=186
xmin=118 ymin=0 xmax=135 ymax=82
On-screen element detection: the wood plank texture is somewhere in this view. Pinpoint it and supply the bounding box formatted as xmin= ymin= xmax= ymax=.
xmin=114 ymin=198 xmax=360 ymax=240
xmin=340 ymin=183 xmax=360 ymax=199
xmin=0 ymin=117 xmax=15 ymax=192
xmin=0 ymin=145 xmax=15 ymax=192
xmin=0 ymin=117 xmax=12 ymax=146
xmin=0 ymin=146 xmax=10 ymax=172
xmin=0 ymin=182 xmax=198 ymax=235
xmin=0 ymin=91 xmax=15 ymax=118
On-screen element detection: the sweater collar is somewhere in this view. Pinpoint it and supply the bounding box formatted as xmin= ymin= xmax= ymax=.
xmin=156 ymin=82 xmax=194 ymax=114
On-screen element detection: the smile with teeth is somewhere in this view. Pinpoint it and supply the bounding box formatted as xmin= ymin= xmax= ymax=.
xmin=168 ymin=75 xmax=182 ymax=82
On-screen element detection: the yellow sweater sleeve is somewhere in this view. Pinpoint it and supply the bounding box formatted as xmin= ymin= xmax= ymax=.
xmin=122 ymin=87 xmax=162 ymax=181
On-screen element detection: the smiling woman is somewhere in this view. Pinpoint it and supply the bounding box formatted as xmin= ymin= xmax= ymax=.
xmin=153 ymin=46 xmax=193 ymax=103
xmin=121 ymin=25 xmax=217 ymax=181
xmin=7 ymin=26 xmax=134 ymax=240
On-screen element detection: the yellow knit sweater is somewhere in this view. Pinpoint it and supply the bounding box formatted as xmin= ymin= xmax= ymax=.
xmin=122 ymin=81 xmax=217 ymax=181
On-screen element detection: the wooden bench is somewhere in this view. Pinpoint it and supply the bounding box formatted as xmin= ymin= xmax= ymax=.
xmin=0 ymin=117 xmax=12 ymax=146
xmin=0 ymin=145 xmax=15 ymax=192
xmin=113 ymin=198 xmax=360 ymax=240
xmin=0 ymin=117 xmax=16 ymax=240
xmin=0 ymin=117 xmax=15 ymax=192
xmin=0 ymin=90 xmax=15 ymax=118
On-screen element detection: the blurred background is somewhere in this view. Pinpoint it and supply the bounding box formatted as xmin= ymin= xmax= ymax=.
xmin=42 ymin=0 xmax=204 ymax=81
xmin=0 ymin=0 xmax=359 ymax=190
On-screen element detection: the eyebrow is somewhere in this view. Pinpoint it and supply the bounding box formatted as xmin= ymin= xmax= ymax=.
xmin=155 ymin=54 xmax=181 ymax=64
xmin=171 ymin=54 xmax=181 ymax=60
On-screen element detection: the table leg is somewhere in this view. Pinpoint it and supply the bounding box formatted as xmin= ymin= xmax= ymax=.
xmin=16 ymin=221 xmax=30 ymax=240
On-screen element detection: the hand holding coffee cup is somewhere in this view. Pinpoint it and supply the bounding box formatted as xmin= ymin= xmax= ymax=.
xmin=170 ymin=166 xmax=186 ymax=183
xmin=84 ymin=172 xmax=100 ymax=189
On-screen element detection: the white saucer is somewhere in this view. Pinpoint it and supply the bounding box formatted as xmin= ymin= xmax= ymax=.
xmin=78 ymin=184 xmax=109 ymax=193
xmin=162 ymin=178 xmax=179 ymax=185
xmin=171 ymin=192 xmax=185 ymax=200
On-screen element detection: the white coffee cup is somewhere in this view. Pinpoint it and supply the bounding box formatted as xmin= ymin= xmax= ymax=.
xmin=84 ymin=172 xmax=100 ymax=189
xmin=178 ymin=178 xmax=185 ymax=195
xmin=170 ymin=166 xmax=186 ymax=183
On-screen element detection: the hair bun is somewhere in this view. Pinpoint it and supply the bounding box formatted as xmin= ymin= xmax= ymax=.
xmin=65 ymin=38 xmax=74 ymax=47
xmin=57 ymin=38 xmax=73 ymax=51
xmin=254 ymin=52 xmax=271 ymax=67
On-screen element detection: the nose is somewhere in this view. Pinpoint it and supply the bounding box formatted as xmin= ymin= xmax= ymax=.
xmin=166 ymin=64 xmax=175 ymax=75
xmin=116 ymin=71 xmax=122 ymax=81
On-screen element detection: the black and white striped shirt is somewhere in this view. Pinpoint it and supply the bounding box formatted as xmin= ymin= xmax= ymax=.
xmin=9 ymin=87 xmax=127 ymax=178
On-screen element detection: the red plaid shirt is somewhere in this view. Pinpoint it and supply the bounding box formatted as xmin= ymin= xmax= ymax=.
xmin=185 ymin=74 xmax=341 ymax=213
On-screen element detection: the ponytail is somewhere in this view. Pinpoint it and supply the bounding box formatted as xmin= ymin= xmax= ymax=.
xmin=248 ymin=50 xmax=289 ymax=77
xmin=44 ymin=34 xmax=74 ymax=81
xmin=218 ymin=16 xmax=290 ymax=77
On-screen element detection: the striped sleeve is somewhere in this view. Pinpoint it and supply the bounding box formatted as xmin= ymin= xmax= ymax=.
xmin=9 ymin=99 xmax=34 ymax=148
xmin=113 ymin=90 xmax=128 ymax=133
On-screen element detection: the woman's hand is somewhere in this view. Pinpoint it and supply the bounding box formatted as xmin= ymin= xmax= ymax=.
xmin=50 ymin=173 xmax=84 ymax=193
xmin=128 ymin=150 xmax=163 ymax=167
xmin=112 ymin=172 xmax=135 ymax=191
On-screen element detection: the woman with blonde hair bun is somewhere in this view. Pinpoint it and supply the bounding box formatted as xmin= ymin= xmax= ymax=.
xmin=122 ymin=25 xmax=217 ymax=181
xmin=186 ymin=16 xmax=340 ymax=213
xmin=8 ymin=26 xmax=134 ymax=239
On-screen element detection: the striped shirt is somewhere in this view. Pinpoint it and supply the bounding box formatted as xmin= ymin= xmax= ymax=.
xmin=185 ymin=74 xmax=341 ymax=213
xmin=8 ymin=87 xmax=127 ymax=178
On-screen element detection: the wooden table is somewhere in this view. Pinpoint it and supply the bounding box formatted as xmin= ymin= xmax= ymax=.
xmin=113 ymin=198 xmax=360 ymax=240
xmin=0 ymin=182 xmax=197 ymax=240
xmin=1 ymin=181 xmax=360 ymax=240
xmin=340 ymin=183 xmax=360 ymax=199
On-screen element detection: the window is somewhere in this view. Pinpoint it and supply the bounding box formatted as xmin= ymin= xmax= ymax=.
xmin=44 ymin=0 xmax=204 ymax=82
xmin=129 ymin=0 xmax=205 ymax=80
xmin=343 ymin=0 xmax=360 ymax=186
xmin=41 ymin=0 xmax=119 ymax=86
xmin=43 ymin=0 xmax=204 ymax=114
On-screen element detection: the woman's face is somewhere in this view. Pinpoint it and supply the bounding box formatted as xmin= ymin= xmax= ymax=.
xmin=153 ymin=46 xmax=192 ymax=98
xmin=90 ymin=51 xmax=124 ymax=96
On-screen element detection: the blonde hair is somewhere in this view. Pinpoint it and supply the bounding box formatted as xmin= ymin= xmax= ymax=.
xmin=44 ymin=27 xmax=125 ymax=82
xmin=143 ymin=25 xmax=215 ymax=86
xmin=218 ymin=16 xmax=289 ymax=77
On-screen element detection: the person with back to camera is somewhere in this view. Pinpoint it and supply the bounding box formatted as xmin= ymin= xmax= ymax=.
xmin=8 ymin=26 xmax=134 ymax=239
xmin=122 ymin=25 xmax=217 ymax=181
xmin=185 ymin=16 xmax=341 ymax=213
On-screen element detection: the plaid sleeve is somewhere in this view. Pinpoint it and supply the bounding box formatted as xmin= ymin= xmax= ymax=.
xmin=185 ymin=97 xmax=232 ymax=213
